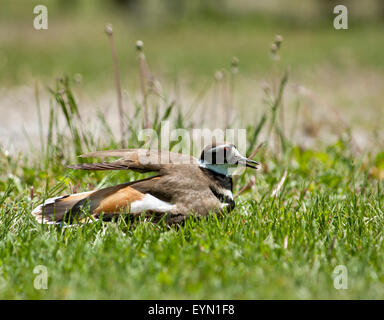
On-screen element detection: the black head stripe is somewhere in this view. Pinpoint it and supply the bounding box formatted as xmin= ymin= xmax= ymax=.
xmin=200 ymin=144 xmax=232 ymax=165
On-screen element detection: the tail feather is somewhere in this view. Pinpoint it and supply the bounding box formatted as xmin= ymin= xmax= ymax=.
xmin=31 ymin=179 xmax=170 ymax=224
xmin=32 ymin=191 xmax=94 ymax=224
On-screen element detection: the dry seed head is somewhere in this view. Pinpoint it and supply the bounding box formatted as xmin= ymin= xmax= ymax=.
xmin=215 ymin=70 xmax=224 ymax=81
xmin=270 ymin=43 xmax=280 ymax=60
xmin=270 ymin=43 xmax=278 ymax=54
xmin=136 ymin=40 xmax=144 ymax=51
xmin=231 ymin=56 xmax=239 ymax=74
xmin=105 ymin=24 xmax=113 ymax=36
xmin=275 ymin=35 xmax=283 ymax=48
xmin=231 ymin=56 xmax=239 ymax=67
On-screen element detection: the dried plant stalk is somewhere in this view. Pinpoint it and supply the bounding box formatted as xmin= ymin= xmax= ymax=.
xmin=105 ymin=24 xmax=125 ymax=147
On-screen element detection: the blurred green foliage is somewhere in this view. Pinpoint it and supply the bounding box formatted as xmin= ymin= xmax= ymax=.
xmin=0 ymin=0 xmax=383 ymax=90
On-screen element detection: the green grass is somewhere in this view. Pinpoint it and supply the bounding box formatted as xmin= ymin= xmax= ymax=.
xmin=1 ymin=0 xmax=384 ymax=300
xmin=1 ymin=139 xmax=384 ymax=299
xmin=1 ymin=78 xmax=384 ymax=298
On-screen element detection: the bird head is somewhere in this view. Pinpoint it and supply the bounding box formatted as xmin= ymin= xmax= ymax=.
xmin=199 ymin=143 xmax=260 ymax=177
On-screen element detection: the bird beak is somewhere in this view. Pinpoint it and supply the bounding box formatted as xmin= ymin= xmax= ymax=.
xmin=236 ymin=155 xmax=261 ymax=170
xmin=245 ymin=158 xmax=260 ymax=170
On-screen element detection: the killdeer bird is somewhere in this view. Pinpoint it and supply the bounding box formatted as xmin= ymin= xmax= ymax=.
xmin=32 ymin=143 xmax=260 ymax=224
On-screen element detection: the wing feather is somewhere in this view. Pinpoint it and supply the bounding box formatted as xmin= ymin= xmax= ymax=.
xmin=68 ymin=149 xmax=198 ymax=172
xmin=67 ymin=161 xmax=149 ymax=172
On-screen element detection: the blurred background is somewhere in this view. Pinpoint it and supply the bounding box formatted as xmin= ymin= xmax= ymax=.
xmin=0 ymin=0 xmax=383 ymax=152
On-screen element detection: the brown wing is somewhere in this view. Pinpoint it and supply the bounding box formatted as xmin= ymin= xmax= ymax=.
xmin=68 ymin=149 xmax=199 ymax=173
